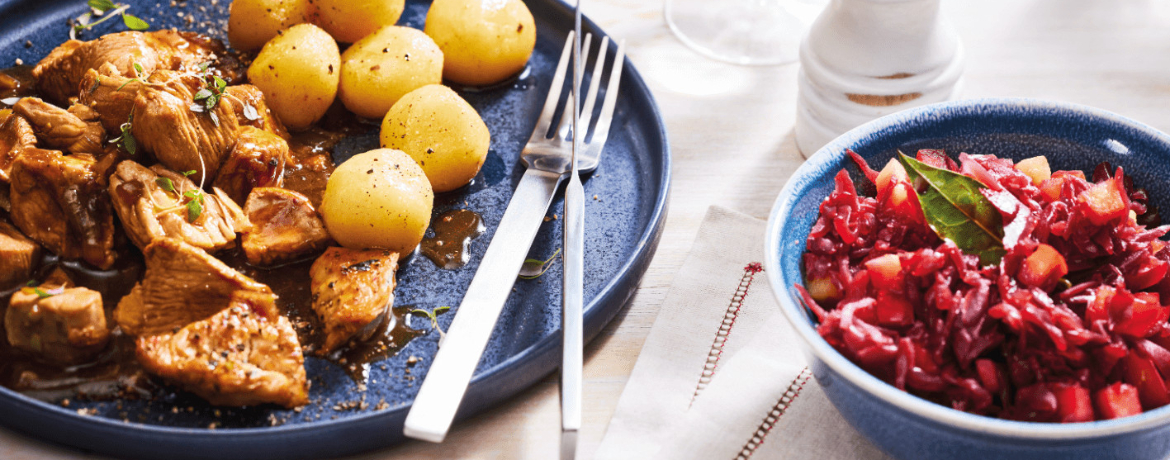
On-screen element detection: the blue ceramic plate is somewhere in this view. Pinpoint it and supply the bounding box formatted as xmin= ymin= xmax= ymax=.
xmin=0 ymin=1 xmax=670 ymax=459
xmin=766 ymin=99 xmax=1170 ymax=460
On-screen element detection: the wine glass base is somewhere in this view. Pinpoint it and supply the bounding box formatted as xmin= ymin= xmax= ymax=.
xmin=665 ymin=0 xmax=824 ymax=66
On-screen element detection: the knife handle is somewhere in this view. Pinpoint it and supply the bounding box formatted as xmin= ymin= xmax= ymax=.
xmin=404 ymin=168 xmax=565 ymax=443
xmin=561 ymin=173 xmax=584 ymax=435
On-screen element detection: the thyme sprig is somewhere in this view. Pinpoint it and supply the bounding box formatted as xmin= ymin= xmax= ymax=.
xmin=115 ymin=62 xmax=145 ymax=91
xmin=518 ymin=248 xmax=561 ymax=279
xmin=409 ymin=306 xmax=451 ymax=341
xmin=151 ymin=158 xmax=206 ymax=224
xmin=189 ymin=61 xmax=227 ymax=126
xmin=71 ymin=0 xmax=149 ymax=39
xmin=109 ymin=113 xmax=136 ymax=155
xmin=22 ymin=281 xmax=63 ymax=299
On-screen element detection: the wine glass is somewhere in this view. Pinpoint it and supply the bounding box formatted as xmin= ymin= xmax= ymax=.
xmin=664 ymin=0 xmax=827 ymax=66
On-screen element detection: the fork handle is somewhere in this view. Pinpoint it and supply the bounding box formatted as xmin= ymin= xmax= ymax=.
xmin=561 ymin=173 xmax=585 ymax=434
xmin=404 ymin=167 xmax=565 ymax=443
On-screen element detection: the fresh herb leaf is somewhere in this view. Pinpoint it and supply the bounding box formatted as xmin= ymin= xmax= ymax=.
xmin=88 ymin=0 xmax=117 ymax=12
xmin=518 ymin=248 xmax=561 ymax=279
xmin=204 ymin=94 xmax=219 ymax=111
xmin=181 ymin=170 xmax=196 ymax=176
xmin=119 ymin=121 xmax=136 ymax=155
xmin=123 ymin=132 xmax=136 ymax=155
xmin=110 ymin=120 xmax=137 ymax=155
xmin=155 ymin=176 xmax=175 ymax=192
xmin=898 ymin=151 xmax=1005 ymax=265
xmin=191 ymin=62 xmax=225 ymax=117
xmin=185 ymin=195 xmax=203 ymax=222
xmin=132 ymin=62 xmax=143 ymax=76
xmin=122 ymin=13 xmax=149 ymax=31
xmin=25 ymin=280 xmax=36 ymax=287
xmin=71 ymin=2 xmax=147 ymax=38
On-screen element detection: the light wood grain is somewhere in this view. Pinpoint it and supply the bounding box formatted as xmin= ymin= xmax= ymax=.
xmin=3 ymin=0 xmax=1170 ymax=459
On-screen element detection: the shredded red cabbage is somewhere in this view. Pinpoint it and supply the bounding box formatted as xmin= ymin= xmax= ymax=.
xmin=800 ymin=150 xmax=1170 ymax=422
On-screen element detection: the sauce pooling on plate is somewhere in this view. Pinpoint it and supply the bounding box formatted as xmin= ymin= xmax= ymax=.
xmin=420 ymin=209 xmax=485 ymax=269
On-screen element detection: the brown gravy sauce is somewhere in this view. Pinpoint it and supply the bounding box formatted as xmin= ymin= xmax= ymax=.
xmin=0 ymin=250 xmax=152 ymax=402
xmin=421 ymin=209 xmax=485 ymax=269
xmin=0 ymin=65 xmax=36 ymax=102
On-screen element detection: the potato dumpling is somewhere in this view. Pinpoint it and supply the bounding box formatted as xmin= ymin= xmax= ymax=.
xmin=247 ymin=24 xmax=340 ymax=130
xmin=425 ymin=0 xmax=537 ymax=86
xmin=380 ymin=85 xmax=490 ymax=193
xmin=228 ymin=0 xmax=311 ymax=52
xmin=338 ymin=26 xmax=443 ymax=120
xmin=319 ymin=149 xmax=434 ymax=254
xmin=310 ymin=0 xmax=405 ymax=43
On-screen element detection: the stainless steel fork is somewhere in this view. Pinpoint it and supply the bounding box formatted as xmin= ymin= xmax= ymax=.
xmin=403 ymin=31 xmax=626 ymax=443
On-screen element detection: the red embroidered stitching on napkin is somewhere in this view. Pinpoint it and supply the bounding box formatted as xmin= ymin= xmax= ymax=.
xmin=690 ymin=263 xmax=764 ymax=405
xmin=734 ymin=367 xmax=813 ymax=460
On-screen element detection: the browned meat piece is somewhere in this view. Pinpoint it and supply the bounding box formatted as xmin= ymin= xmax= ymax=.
xmin=32 ymin=30 xmax=244 ymax=104
xmin=241 ymin=188 xmax=330 ymax=266
xmin=0 ymin=111 xmax=36 ymax=183
xmin=9 ymin=148 xmax=117 ymax=269
xmin=309 ymin=248 xmax=399 ymax=352
xmin=108 ymin=161 xmax=248 ymax=253
xmin=78 ymin=64 xmax=142 ymax=133
xmin=132 ymin=71 xmax=244 ymax=184
xmin=80 ymin=66 xmax=278 ymax=143
xmin=91 ymin=145 xmax=130 ymax=187
xmin=12 ymin=98 xmax=105 ymax=155
xmin=132 ymin=71 xmax=235 ymax=182
xmin=224 ymin=85 xmax=289 ymax=140
xmin=136 ymin=290 xmax=308 ymax=408
xmin=114 ymin=238 xmax=273 ymax=336
xmin=0 ymin=221 xmax=41 ymax=289
xmin=41 ymin=266 xmax=75 ymax=288
xmin=6 ymin=285 xmax=109 ymax=365
xmin=214 ymin=127 xmax=290 ymax=204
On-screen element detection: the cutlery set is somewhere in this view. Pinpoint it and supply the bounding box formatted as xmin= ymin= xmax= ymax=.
xmin=404 ymin=7 xmax=625 ymax=458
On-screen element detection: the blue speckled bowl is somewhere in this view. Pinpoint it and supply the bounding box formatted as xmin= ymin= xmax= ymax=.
xmin=765 ymin=99 xmax=1170 ymax=460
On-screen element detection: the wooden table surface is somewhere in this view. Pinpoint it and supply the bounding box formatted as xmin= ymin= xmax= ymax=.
xmin=4 ymin=0 xmax=1170 ymax=459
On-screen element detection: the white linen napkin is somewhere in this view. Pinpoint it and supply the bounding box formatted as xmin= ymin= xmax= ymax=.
xmin=595 ymin=205 xmax=889 ymax=460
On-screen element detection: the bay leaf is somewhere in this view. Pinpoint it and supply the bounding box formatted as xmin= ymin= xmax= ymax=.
xmin=898 ymin=151 xmax=1005 ymax=266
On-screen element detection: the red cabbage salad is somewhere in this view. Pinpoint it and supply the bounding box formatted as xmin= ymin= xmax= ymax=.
xmin=798 ymin=148 xmax=1170 ymax=422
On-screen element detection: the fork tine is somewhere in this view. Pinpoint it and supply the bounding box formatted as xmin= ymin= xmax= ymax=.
xmin=584 ymin=39 xmax=625 ymax=158
xmin=529 ymin=31 xmax=575 ymax=144
xmin=578 ymin=36 xmax=609 ymax=143
xmin=556 ymin=33 xmax=592 ymax=141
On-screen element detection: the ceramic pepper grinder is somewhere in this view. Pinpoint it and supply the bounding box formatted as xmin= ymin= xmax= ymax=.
xmin=794 ymin=0 xmax=964 ymax=157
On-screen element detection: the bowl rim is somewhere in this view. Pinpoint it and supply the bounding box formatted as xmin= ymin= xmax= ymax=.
xmin=765 ymin=97 xmax=1170 ymax=439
